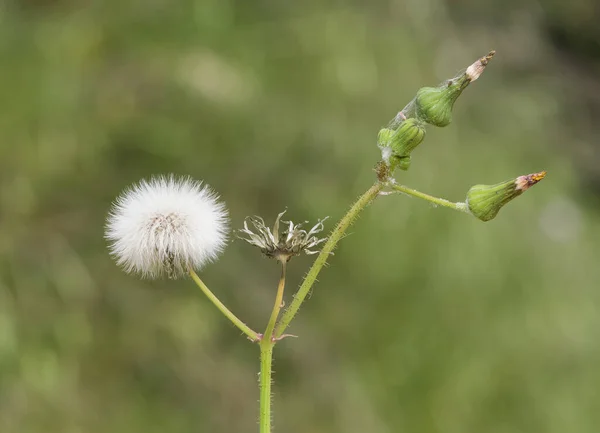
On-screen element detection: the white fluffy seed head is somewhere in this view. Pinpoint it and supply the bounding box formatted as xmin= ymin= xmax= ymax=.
xmin=105 ymin=175 xmax=229 ymax=279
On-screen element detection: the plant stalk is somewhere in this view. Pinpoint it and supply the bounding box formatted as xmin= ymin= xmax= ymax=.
xmin=274 ymin=182 xmax=384 ymax=338
xmin=189 ymin=268 xmax=260 ymax=342
xmin=259 ymin=342 xmax=274 ymax=433
xmin=264 ymin=262 xmax=287 ymax=343
xmin=389 ymin=183 xmax=469 ymax=213
xmin=259 ymin=262 xmax=287 ymax=433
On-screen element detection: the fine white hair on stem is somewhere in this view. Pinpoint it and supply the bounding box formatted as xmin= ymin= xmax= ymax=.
xmin=105 ymin=175 xmax=229 ymax=279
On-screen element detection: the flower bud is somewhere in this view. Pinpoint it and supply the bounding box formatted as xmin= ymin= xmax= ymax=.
xmin=390 ymin=118 xmax=426 ymax=157
xmin=377 ymin=119 xmax=426 ymax=171
xmin=414 ymin=51 xmax=495 ymax=127
xmin=415 ymin=75 xmax=470 ymax=127
xmin=377 ymin=128 xmax=394 ymax=148
xmin=466 ymin=171 xmax=546 ymax=222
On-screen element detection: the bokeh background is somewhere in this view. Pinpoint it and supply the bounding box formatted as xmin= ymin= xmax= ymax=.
xmin=1 ymin=0 xmax=600 ymax=432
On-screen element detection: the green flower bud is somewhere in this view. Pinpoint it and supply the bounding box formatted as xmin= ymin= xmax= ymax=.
xmin=389 ymin=118 xmax=426 ymax=157
xmin=415 ymin=75 xmax=470 ymax=127
xmin=466 ymin=171 xmax=547 ymax=222
xmin=377 ymin=118 xmax=426 ymax=172
xmin=377 ymin=128 xmax=395 ymax=148
xmin=412 ymin=51 xmax=495 ymax=128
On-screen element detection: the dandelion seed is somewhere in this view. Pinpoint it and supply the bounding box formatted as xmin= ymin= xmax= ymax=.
xmin=105 ymin=175 xmax=229 ymax=279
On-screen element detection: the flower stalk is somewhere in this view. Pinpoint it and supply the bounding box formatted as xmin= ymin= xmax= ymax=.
xmin=259 ymin=343 xmax=274 ymax=433
xmin=263 ymin=262 xmax=287 ymax=343
xmin=274 ymin=182 xmax=384 ymax=339
xmin=189 ymin=268 xmax=260 ymax=342
xmin=258 ymin=261 xmax=287 ymax=433
xmin=257 ymin=183 xmax=385 ymax=432
xmin=388 ymin=183 xmax=469 ymax=213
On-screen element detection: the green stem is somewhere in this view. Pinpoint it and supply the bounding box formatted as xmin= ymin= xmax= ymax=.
xmin=264 ymin=262 xmax=287 ymax=343
xmin=389 ymin=182 xmax=469 ymax=213
xmin=259 ymin=342 xmax=274 ymax=433
xmin=189 ymin=268 xmax=260 ymax=342
xmin=258 ymin=261 xmax=286 ymax=433
xmin=274 ymin=182 xmax=384 ymax=338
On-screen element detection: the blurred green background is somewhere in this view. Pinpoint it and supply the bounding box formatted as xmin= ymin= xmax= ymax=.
xmin=1 ymin=0 xmax=600 ymax=432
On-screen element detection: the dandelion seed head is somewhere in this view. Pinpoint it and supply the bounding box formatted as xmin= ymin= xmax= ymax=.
xmin=105 ymin=175 xmax=229 ymax=279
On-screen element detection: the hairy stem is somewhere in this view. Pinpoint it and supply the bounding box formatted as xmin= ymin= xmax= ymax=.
xmin=259 ymin=342 xmax=274 ymax=433
xmin=274 ymin=182 xmax=384 ymax=338
xmin=189 ymin=268 xmax=260 ymax=342
xmin=258 ymin=261 xmax=286 ymax=433
xmin=389 ymin=183 xmax=469 ymax=213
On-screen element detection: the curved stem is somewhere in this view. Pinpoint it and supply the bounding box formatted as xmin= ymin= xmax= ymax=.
xmin=259 ymin=343 xmax=273 ymax=433
xmin=274 ymin=182 xmax=384 ymax=338
xmin=189 ymin=268 xmax=260 ymax=342
xmin=264 ymin=262 xmax=287 ymax=343
xmin=389 ymin=183 xmax=469 ymax=213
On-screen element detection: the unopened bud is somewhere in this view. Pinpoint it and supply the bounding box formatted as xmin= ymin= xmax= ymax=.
xmin=377 ymin=128 xmax=394 ymax=148
xmin=390 ymin=118 xmax=426 ymax=157
xmin=416 ymin=51 xmax=495 ymax=127
xmin=415 ymin=75 xmax=470 ymax=127
xmin=466 ymin=171 xmax=546 ymax=222
xmin=377 ymin=118 xmax=426 ymax=171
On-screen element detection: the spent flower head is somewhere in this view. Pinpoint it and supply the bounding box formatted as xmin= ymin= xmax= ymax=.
xmin=237 ymin=210 xmax=328 ymax=263
xmin=105 ymin=175 xmax=229 ymax=278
